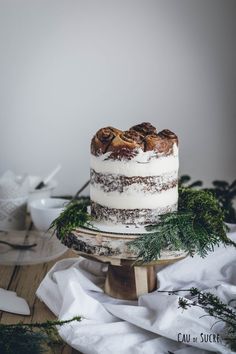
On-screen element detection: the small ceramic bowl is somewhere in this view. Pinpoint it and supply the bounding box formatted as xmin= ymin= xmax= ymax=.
xmin=29 ymin=198 xmax=68 ymax=232
xmin=27 ymin=176 xmax=57 ymax=211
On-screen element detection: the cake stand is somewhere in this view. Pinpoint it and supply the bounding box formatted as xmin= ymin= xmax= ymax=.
xmin=58 ymin=224 xmax=187 ymax=300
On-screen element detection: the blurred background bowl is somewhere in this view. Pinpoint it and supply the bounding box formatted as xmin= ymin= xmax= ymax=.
xmin=27 ymin=176 xmax=57 ymax=210
xmin=29 ymin=198 xmax=68 ymax=232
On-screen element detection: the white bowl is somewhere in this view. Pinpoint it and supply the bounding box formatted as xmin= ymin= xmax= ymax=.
xmin=27 ymin=176 xmax=57 ymax=210
xmin=29 ymin=198 xmax=68 ymax=231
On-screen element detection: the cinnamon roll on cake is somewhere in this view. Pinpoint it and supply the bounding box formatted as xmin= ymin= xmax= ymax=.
xmin=90 ymin=122 xmax=179 ymax=225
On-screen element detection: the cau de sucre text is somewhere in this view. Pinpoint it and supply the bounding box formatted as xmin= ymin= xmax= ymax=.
xmin=177 ymin=333 xmax=221 ymax=344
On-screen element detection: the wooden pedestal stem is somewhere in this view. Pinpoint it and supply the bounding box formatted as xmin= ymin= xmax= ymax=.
xmin=104 ymin=263 xmax=157 ymax=300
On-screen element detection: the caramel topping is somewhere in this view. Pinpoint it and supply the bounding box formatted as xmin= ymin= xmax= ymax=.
xmin=91 ymin=123 xmax=178 ymax=158
xmin=106 ymin=130 xmax=144 ymax=160
xmin=130 ymin=122 xmax=157 ymax=136
xmin=158 ymin=129 xmax=178 ymax=145
xmin=91 ymin=126 xmax=121 ymax=155
xmin=145 ymin=133 xmax=173 ymax=154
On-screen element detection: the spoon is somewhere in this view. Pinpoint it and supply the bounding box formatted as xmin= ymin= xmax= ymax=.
xmin=72 ymin=180 xmax=90 ymax=201
xmin=0 ymin=240 xmax=37 ymax=250
xmin=35 ymin=164 xmax=61 ymax=190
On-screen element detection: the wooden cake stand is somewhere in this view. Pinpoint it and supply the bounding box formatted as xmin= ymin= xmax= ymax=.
xmin=59 ymin=226 xmax=187 ymax=300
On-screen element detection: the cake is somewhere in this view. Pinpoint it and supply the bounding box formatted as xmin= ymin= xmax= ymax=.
xmin=90 ymin=122 xmax=179 ymax=225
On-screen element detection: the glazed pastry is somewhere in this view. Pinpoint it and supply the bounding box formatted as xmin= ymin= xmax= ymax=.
xmin=106 ymin=130 xmax=144 ymax=160
xmin=90 ymin=127 xmax=121 ymax=156
xmin=130 ymin=122 xmax=157 ymax=136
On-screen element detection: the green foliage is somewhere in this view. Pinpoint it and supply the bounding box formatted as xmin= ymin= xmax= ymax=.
xmin=0 ymin=327 xmax=45 ymax=354
xmin=178 ymin=187 xmax=228 ymax=242
xmin=53 ymin=188 xmax=235 ymax=264
xmin=179 ymin=175 xmax=203 ymax=188
xmin=50 ymin=197 xmax=92 ymax=239
xmin=206 ymin=180 xmax=236 ymax=223
xmin=179 ymin=175 xmax=236 ymax=223
xmin=0 ymin=317 xmax=81 ymax=354
xmin=129 ymin=188 xmax=236 ymax=263
xmin=160 ymin=287 xmax=236 ymax=351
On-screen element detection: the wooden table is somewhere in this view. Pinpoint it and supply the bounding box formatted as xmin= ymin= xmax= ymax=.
xmin=0 ymin=249 xmax=80 ymax=354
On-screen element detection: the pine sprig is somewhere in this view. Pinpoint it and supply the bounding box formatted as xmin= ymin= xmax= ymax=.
xmin=129 ymin=212 xmax=193 ymax=261
xmin=163 ymin=288 xmax=236 ymax=351
xmin=53 ymin=189 xmax=236 ymax=263
xmin=178 ymin=187 xmax=228 ymax=240
xmin=206 ymin=179 xmax=236 ymax=223
xmin=181 ymin=288 xmax=236 ymax=328
xmin=129 ymin=188 xmax=236 ymax=263
xmin=50 ymin=198 xmax=92 ymax=239
xmin=0 ymin=317 xmax=81 ymax=354
xmin=180 ymin=175 xmax=236 ymax=224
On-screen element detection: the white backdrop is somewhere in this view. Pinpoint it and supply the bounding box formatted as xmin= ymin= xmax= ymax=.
xmin=0 ymin=0 xmax=235 ymax=195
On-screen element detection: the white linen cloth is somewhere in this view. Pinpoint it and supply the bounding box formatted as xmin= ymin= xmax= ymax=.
xmin=0 ymin=171 xmax=29 ymax=199
xmin=36 ymin=226 xmax=236 ymax=354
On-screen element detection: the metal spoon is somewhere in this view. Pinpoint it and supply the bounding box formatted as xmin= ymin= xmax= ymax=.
xmin=35 ymin=164 xmax=61 ymax=189
xmin=72 ymin=180 xmax=90 ymax=201
xmin=0 ymin=240 xmax=37 ymax=250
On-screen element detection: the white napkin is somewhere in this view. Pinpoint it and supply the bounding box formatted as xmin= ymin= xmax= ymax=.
xmin=0 ymin=171 xmax=29 ymax=199
xmin=36 ymin=227 xmax=236 ymax=354
xmin=0 ymin=288 xmax=30 ymax=315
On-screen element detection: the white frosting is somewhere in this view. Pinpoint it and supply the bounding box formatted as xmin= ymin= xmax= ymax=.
xmin=90 ymin=185 xmax=178 ymax=209
xmin=92 ymin=178 xmax=177 ymax=194
xmin=90 ymin=145 xmax=179 ymax=177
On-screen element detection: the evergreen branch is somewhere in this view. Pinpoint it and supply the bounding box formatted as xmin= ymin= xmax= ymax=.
xmin=129 ymin=188 xmax=236 ymax=263
xmin=179 ymin=175 xmax=236 ymax=224
xmin=50 ymin=198 xmax=92 ymax=239
xmin=168 ymin=288 xmax=236 ymax=350
xmin=163 ymin=288 xmax=236 ymax=351
xmin=0 ymin=316 xmax=81 ymax=354
xmin=0 ymin=316 xmax=81 ymax=329
xmin=53 ymin=188 xmax=235 ymax=264
xmin=205 ymin=179 xmax=236 ymax=224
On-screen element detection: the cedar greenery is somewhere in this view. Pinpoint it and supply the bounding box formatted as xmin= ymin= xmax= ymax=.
xmin=207 ymin=180 xmax=236 ymax=224
xmin=53 ymin=187 xmax=236 ymax=264
xmin=129 ymin=187 xmax=236 ymax=263
xmin=50 ymin=197 xmax=92 ymax=239
xmin=0 ymin=316 xmax=81 ymax=354
xmin=179 ymin=175 xmax=236 ymax=224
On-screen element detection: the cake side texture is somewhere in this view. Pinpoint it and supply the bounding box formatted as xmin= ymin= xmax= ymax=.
xmin=90 ymin=122 xmax=179 ymax=225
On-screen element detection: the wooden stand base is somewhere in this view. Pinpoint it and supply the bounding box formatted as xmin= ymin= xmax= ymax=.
xmin=63 ymin=227 xmax=188 ymax=300
xmin=104 ymin=263 xmax=157 ymax=300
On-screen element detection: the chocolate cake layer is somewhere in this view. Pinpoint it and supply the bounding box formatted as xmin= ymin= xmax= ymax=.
xmin=90 ymin=169 xmax=178 ymax=193
xmin=91 ymin=201 xmax=177 ymax=225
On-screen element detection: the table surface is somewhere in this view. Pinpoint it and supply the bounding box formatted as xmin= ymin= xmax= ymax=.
xmin=0 ymin=248 xmax=80 ymax=354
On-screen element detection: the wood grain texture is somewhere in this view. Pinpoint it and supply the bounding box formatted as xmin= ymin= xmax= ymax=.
xmin=104 ymin=263 xmax=157 ymax=300
xmin=0 ymin=249 xmax=81 ymax=354
xmin=65 ymin=226 xmax=188 ymax=263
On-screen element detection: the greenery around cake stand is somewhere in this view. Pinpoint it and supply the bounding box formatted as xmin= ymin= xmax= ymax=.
xmin=51 ymin=187 xmax=236 ymax=264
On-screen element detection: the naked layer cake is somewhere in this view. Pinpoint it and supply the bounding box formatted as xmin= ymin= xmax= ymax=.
xmin=90 ymin=122 xmax=179 ymax=225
